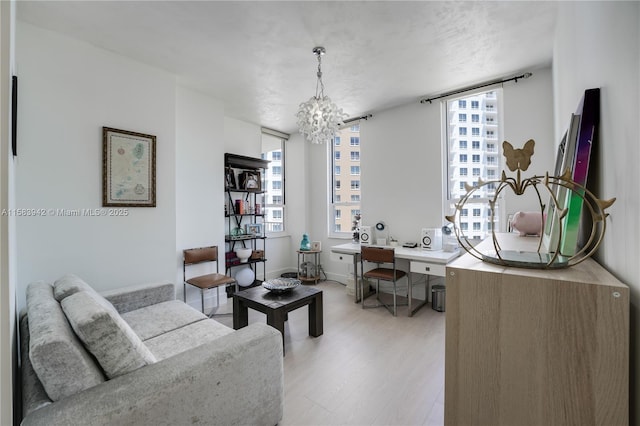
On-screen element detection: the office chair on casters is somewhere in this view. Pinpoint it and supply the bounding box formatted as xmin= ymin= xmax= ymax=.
xmin=360 ymin=246 xmax=409 ymax=316
xmin=183 ymin=246 xmax=237 ymax=317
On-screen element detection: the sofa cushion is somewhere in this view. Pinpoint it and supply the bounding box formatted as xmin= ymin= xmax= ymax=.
xmin=144 ymin=318 xmax=233 ymax=360
xmin=61 ymin=290 xmax=157 ymax=379
xmin=121 ymin=300 xmax=207 ymax=341
xmin=26 ymin=281 xmax=105 ymax=402
xmin=53 ymin=273 xmax=97 ymax=301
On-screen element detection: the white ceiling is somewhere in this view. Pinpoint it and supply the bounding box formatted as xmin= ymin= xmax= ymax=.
xmin=16 ymin=1 xmax=558 ymax=134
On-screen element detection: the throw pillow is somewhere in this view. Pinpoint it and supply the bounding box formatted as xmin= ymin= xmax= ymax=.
xmin=53 ymin=273 xmax=96 ymax=301
xmin=26 ymin=281 xmax=105 ymax=401
xmin=61 ymin=290 xmax=157 ymax=379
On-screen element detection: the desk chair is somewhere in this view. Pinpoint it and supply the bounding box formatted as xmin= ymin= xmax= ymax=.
xmin=183 ymin=246 xmax=237 ymax=317
xmin=360 ymin=246 xmax=408 ymax=316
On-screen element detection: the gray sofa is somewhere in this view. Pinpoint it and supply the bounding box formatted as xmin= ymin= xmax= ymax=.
xmin=20 ymin=274 xmax=283 ymax=426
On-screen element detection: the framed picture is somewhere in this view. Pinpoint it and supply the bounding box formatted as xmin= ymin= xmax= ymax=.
xmin=103 ymin=127 xmax=156 ymax=207
xmin=225 ymin=167 xmax=237 ymax=189
xmin=239 ymin=171 xmax=261 ymax=191
xmin=245 ymin=223 xmax=262 ymax=236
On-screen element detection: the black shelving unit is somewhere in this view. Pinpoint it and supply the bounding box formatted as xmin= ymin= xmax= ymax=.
xmin=224 ymin=153 xmax=269 ymax=296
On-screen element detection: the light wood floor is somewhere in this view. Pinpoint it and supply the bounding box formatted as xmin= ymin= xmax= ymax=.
xmin=215 ymin=280 xmax=445 ymax=426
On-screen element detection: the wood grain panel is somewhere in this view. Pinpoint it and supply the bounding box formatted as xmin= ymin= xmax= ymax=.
xmin=445 ymin=236 xmax=629 ymax=426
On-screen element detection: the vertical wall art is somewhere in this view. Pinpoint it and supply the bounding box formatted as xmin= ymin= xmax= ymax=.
xmin=102 ymin=127 xmax=156 ymax=207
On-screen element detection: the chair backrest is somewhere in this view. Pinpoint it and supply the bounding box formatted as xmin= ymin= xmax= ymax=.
xmin=361 ymin=246 xmax=395 ymax=264
xmin=183 ymin=247 xmax=219 ymax=282
xmin=184 ymin=246 xmax=218 ymax=265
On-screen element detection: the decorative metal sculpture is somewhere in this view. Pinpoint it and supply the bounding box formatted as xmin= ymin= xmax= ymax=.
xmin=445 ymin=139 xmax=615 ymax=268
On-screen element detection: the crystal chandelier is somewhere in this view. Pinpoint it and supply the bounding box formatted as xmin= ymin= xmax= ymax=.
xmin=296 ymin=47 xmax=347 ymax=144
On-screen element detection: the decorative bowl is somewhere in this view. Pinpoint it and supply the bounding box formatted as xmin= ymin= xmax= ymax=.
xmin=234 ymin=247 xmax=252 ymax=263
xmin=262 ymin=278 xmax=301 ymax=294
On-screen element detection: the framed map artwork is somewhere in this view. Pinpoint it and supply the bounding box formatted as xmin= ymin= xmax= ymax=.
xmin=103 ymin=127 xmax=156 ymax=207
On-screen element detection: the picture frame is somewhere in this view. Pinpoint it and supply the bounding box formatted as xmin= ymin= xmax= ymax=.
xmin=225 ymin=167 xmax=237 ymax=189
xmin=245 ymin=223 xmax=262 ymax=236
xmin=103 ymin=127 xmax=156 ymax=207
xmin=239 ymin=171 xmax=261 ymax=191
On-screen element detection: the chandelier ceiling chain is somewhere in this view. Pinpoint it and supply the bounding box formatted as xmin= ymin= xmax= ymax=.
xmin=296 ymin=46 xmax=347 ymax=144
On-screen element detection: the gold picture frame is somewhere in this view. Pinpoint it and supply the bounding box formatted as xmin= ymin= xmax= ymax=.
xmin=103 ymin=127 xmax=156 ymax=207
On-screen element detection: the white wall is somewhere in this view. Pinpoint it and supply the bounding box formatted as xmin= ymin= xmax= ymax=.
xmin=553 ymin=2 xmax=640 ymax=421
xmin=176 ymin=86 xmax=226 ymax=308
xmin=320 ymin=69 xmax=555 ymax=283
xmin=15 ymin=22 xmax=177 ymax=309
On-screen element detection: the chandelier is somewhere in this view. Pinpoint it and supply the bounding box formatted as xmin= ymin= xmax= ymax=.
xmin=296 ymin=46 xmax=347 ymax=144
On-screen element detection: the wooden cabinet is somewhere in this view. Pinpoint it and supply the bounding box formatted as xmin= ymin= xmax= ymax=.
xmin=445 ymin=235 xmax=629 ymax=426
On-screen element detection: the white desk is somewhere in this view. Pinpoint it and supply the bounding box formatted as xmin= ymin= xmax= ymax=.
xmin=330 ymin=242 xmax=461 ymax=316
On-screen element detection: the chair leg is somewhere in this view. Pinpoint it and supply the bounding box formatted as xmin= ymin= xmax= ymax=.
xmin=201 ymin=289 xmax=205 ymax=314
xmin=392 ymin=281 xmax=397 ymax=316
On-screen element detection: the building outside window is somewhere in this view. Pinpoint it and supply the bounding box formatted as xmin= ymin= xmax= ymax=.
xmin=444 ymin=89 xmax=503 ymax=240
xmin=262 ymin=132 xmax=286 ymax=234
xmin=331 ymin=124 xmax=361 ymax=237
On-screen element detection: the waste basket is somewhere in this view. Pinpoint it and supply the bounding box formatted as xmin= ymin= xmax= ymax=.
xmin=431 ymin=285 xmax=446 ymax=312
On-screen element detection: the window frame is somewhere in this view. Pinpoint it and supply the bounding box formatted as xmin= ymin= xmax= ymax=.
xmin=261 ymin=132 xmax=287 ymax=236
xmin=442 ymin=88 xmax=505 ymax=240
xmin=330 ymin=122 xmax=361 ymax=238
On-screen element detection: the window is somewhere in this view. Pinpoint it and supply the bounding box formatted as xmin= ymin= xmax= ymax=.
xmin=443 ymin=89 xmax=503 ymax=240
xmin=262 ymin=132 xmax=286 ymax=234
xmin=331 ymin=124 xmax=361 ymax=237
xmin=459 ymin=113 xmax=467 ymax=122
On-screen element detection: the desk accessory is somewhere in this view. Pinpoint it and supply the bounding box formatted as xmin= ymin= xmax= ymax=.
xmin=359 ymin=226 xmax=372 ymax=245
xmin=421 ymin=228 xmax=442 ymax=250
xmin=402 ymin=242 xmax=417 ymax=248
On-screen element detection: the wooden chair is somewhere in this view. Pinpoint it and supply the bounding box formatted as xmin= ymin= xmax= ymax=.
xmin=183 ymin=246 xmax=237 ymax=317
xmin=360 ymin=246 xmax=408 ymax=316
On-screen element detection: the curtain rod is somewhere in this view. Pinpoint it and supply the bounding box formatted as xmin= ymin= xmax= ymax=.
xmin=420 ymin=72 xmax=532 ymax=104
xmin=343 ymin=114 xmax=373 ymax=124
